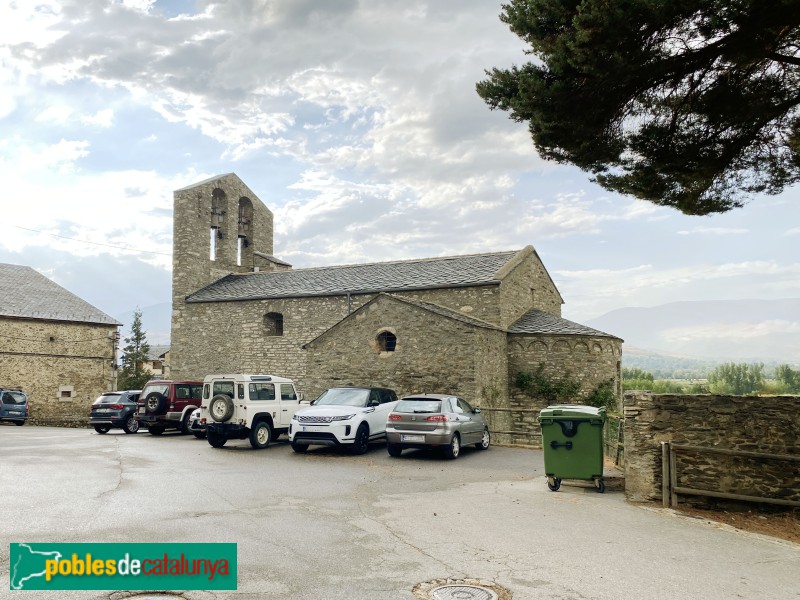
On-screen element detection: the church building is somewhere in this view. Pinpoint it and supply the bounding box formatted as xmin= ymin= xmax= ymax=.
xmin=169 ymin=174 xmax=622 ymax=445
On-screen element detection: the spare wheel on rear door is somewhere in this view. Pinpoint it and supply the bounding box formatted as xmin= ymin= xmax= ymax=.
xmin=145 ymin=392 xmax=167 ymax=414
xmin=209 ymin=394 xmax=234 ymax=422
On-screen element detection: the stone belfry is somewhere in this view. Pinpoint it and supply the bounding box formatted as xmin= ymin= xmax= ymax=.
xmin=170 ymin=174 xmax=278 ymax=375
xmin=171 ymin=173 xmax=275 ymax=302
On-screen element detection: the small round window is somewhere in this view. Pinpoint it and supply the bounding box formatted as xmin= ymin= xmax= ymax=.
xmin=376 ymin=331 xmax=396 ymax=352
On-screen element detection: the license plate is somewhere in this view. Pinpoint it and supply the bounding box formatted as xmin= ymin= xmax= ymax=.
xmin=138 ymin=407 xmax=145 ymax=414
xmin=97 ymin=408 xmax=112 ymax=413
xmin=9 ymin=411 xmax=22 ymax=415
xmin=401 ymin=434 xmax=424 ymax=442
xmin=301 ymin=425 xmax=326 ymax=432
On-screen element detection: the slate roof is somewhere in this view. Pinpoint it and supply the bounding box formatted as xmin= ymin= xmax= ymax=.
xmin=187 ymin=250 xmax=521 ymax=303
xmin=509 ymin=309 xmax=621 ymax=340
xmin=0 ymin=263 xmax=121 ymax=326
xmin=147 ymin=345 xmax=170 ymax=360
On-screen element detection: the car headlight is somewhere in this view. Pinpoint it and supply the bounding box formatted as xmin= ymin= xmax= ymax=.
xmin=331 ymin=414 xmax=356 ymax=421
xmin=291 ymin=414 xmax=298 ymax=421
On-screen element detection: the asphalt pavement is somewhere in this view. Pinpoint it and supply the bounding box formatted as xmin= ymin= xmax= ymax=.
xmin=0 ymin=424 xmax=797 ymax=600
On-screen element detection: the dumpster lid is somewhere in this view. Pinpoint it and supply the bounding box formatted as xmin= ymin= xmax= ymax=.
xmin=539 ymin=404 xmax=606 ymax=419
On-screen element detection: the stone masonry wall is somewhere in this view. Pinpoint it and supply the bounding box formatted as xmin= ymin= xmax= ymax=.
xmin=499 ymin=334 xmax=622 ymax=446
xmin=497 ymin=249 xmax=562 ymax=328
xmin=171 ymin=175 xmax=273 ymax=379
xmin=303 ymin=296 xmax=508 ymax=405
xmin=0 ymin=316 xmax=117 ymax=426
xmin=624 ymin=392 xmax=800 ymax=504
xmin=170 ymin=287 xmax=505 ymax=390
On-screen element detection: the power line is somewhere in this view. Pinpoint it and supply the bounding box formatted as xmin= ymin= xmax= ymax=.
xmin=11 ymin=225 xmax=172 ymax=257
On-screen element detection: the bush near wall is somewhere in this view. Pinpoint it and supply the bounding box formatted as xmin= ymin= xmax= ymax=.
xmin=624 ymin=392 xmax=800 ymax=505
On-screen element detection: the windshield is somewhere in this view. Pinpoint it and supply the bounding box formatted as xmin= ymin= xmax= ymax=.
xmin=314 ymin=388 xmax=370 ymax=407
xmin=141 ymin=384 xmax=169 ymax=397
xmin=394 ymin=399 xmax=442 ymax=414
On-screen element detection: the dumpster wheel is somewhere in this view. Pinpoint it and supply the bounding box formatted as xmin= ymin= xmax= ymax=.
xmin=594 ymin=478 xmax=606 ymax=493
xmin=547 ymin=476 xmax=561 ymax=492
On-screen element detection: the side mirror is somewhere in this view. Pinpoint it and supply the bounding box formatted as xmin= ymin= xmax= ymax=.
xmin=369 ymin=400 xmax=380 ymax=407
xmin=297 ymin=391 xmax=304 ymax=402
xmin=473 ymin=408 xmax=481 ymax=414
xmin=310 ymin=399 xmax=317 ymax=406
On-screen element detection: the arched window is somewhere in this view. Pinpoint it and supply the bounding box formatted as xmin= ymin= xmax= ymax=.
xmin=237 ymin=198 xmax=253 ymax=266
xmin=264 ymin=312 xmax=284 ymax=337
xmin=210 ymin=189 xmax=226 ymax=261
xmin=376 ymin=331 xmax=396 ymax=352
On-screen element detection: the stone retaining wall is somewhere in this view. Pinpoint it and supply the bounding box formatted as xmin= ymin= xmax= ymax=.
xmin=624 ymin=392 xmax=800 ymax=504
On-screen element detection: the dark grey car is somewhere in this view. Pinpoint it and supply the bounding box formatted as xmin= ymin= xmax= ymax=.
xmin=385 ymin=394 xmax=490 ymax=459
xmin=89 ymin=390 xmax=142 ymax=434
xmin=0 ymin=389 xmax=28 ymax=425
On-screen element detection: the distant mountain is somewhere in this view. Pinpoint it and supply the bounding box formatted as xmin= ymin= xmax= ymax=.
xmin=115 ymin=302 xmax=172 ymax=345
xmin=586 ymin=298 xmax=800 ymax=363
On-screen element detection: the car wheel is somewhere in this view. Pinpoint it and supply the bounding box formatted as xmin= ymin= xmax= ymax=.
xmin=291 ymin=440 xmax=309 ymax=453
xmin=144 ymin=392 xmax=167 ymax=414
xmin=148 ymin=425 xmax=164 ymax=436
xmin=249 ymin=420 xmax=272 ymax=449
xmin=123 ymin=415 xmax=139 ymax=434
xmin=15 ymin=420 xmax=25 ymax=426
xmin=209 ymin=394 xmax=234 ymax=422
xmin=387 ymin=444 xmax=402 ymax=457
xmin=351 ymin=423 xmax=370 ymax=455
xmin=207 ymin=431 xmax=227 ymax=448
xmin=94 ymin=425 xmax=110 ymax=434
xmin=193 ymin=431 xmax=207 ymax=440
xmin=444 ymin=433 xmax=460 ymax=459
xmin=475 ymin=428 xmax=490 ymax=450
xmin=180 ymin=411 xmax=193 ymax=435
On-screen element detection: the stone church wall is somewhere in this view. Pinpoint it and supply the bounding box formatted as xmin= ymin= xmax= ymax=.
xmin=624 ymin=392 xmax=800 ymax=504
xmin=496 ymin=248 xmax=562 ymax=328
xmin=170 ymin=286 xmax=507 ymax=393
xmin=496 ymin=334 xmax=622 ymax=446
xmin=303 ymin=297 xmax=508 ymax=404
xmin=0 ymin=316 xmax=117 ymax=426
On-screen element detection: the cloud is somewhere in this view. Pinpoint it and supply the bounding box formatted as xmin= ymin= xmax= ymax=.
xmin=662 ymin=320 xmax=800 ymax=344
xmin=558 ymin=261 xmax=800 ymax=321
xmin=677 ymin=227 xmax=749 ymax=235
xmin=81 ymin=108 xmax=114 ymax=127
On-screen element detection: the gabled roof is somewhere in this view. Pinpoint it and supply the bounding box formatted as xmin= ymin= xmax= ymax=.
xmin=187 ymin=249 xmax=522 ymax=303
xmin=0 ymin=263 xmax=120 ymax=326
xmin=147 ymin=345 xmax=170 ymax=360
xmin=509 ymin=309 xmax=622 ymax=340
xmin=304 ymin=293 xmax=504 ymax=348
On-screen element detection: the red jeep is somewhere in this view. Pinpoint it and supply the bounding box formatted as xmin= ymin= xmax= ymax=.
xmin=135 ymin=380 xmax=203 ymax=435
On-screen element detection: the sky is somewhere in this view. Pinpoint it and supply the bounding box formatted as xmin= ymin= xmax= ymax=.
xmin=1 ymin=0 xmax=798 ymax=344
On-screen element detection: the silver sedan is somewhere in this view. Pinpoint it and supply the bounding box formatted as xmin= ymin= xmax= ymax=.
xmin=385 ymin=394 xmax=490 ymax=459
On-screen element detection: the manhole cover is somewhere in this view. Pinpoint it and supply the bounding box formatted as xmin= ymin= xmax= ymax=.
xmin=431 ymin=584 xmax=499 ymax=600
xmin=113 ymin=594 xmax=185 ymax=600
xmin=413 ymin=578 xmax=510 ymax=600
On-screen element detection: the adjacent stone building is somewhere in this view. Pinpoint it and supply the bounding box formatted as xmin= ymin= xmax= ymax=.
xmin=170 ymin=174 xmax=622 ymax=445
xmin=0 ymin=264 xmax=120 ymax=426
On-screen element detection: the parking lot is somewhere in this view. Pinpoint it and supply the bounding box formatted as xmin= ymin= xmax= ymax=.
xmin=1 ymin=425 xmax=798 ymax=600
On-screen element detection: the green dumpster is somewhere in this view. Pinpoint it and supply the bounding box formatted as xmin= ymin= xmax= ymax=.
xmin=538 ymin=404 xmax=606 ymax=493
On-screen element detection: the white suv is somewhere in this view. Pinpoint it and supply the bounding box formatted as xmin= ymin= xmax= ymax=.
xmin=289 ymin=387 xmax=398 ymax=454
xmin=200 ymin=374 xmax=303 ymax=449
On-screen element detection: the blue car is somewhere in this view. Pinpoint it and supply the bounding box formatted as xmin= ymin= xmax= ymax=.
xmin=0 ymin=388 xmax=29 ymax=425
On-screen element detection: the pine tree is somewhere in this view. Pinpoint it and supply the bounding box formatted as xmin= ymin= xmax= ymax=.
xmin=118 ymin=309 xmax=151 ymax=390
xmin=477 ymin=0 xmax=800 ymax=215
